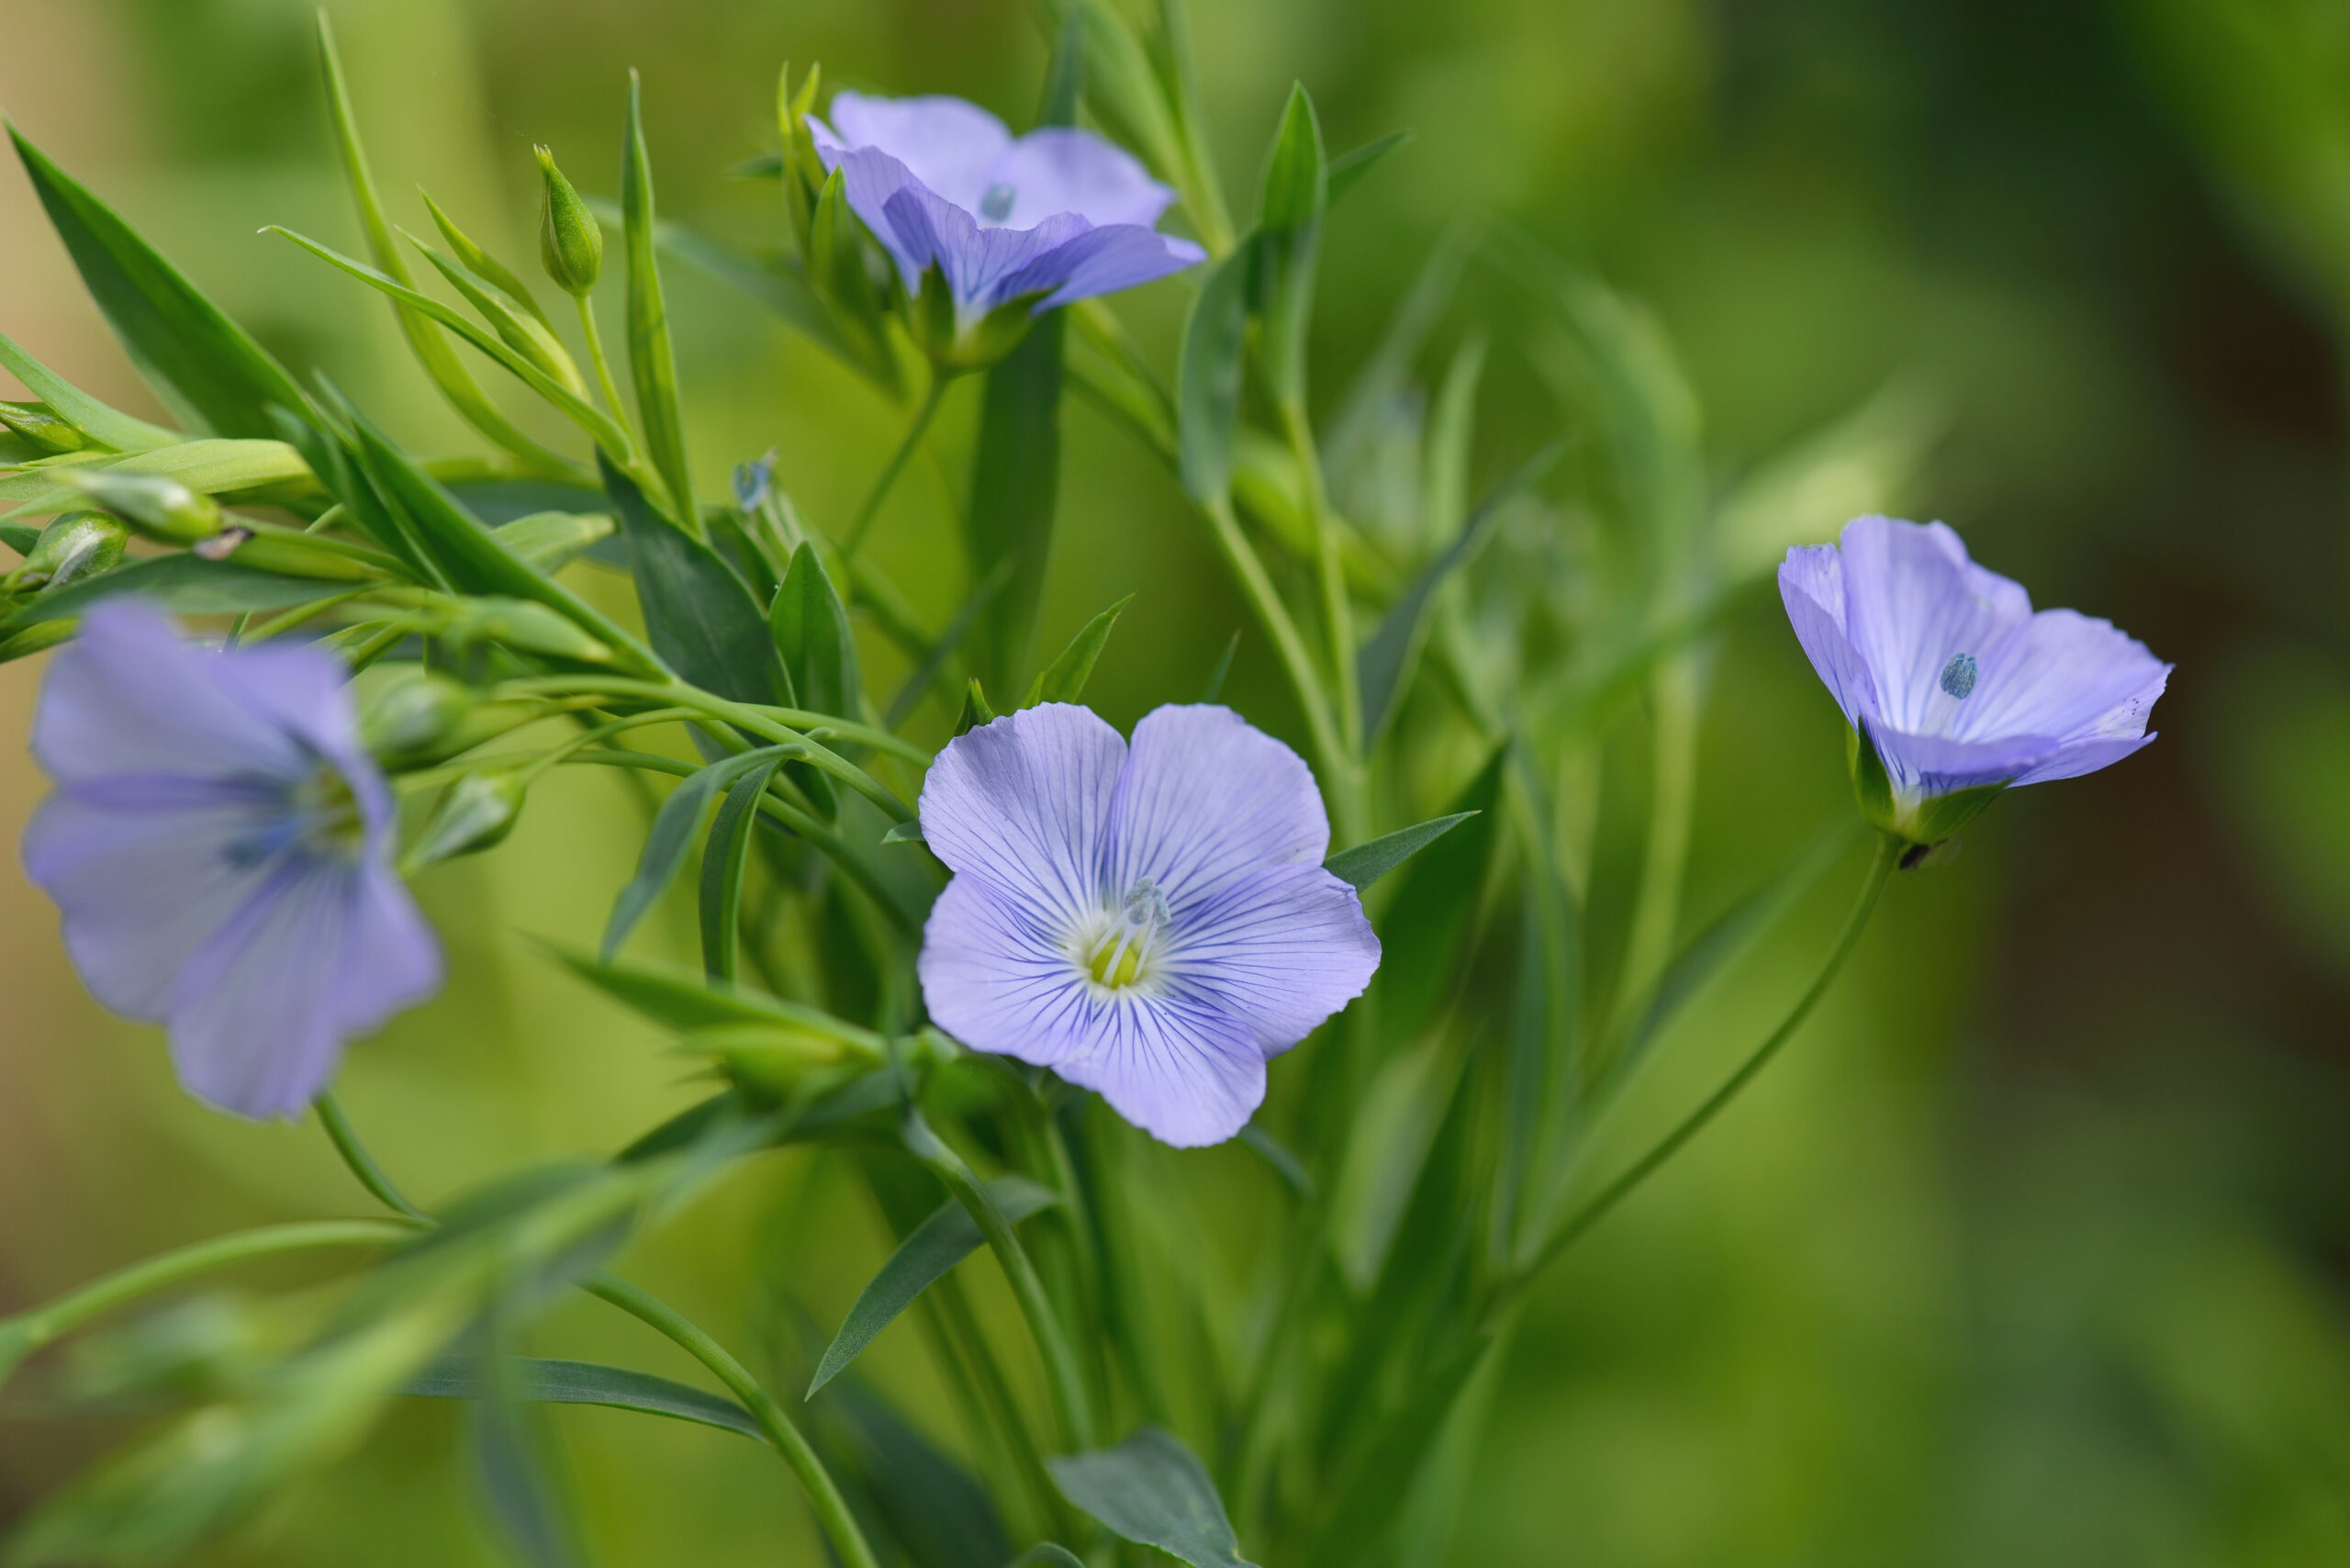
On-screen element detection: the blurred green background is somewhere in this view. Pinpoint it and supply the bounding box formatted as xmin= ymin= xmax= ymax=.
xmin=4 ymin=0 xmax=2349 ymax=1562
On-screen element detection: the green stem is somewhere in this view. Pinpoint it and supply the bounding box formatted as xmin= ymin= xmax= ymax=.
xmin=0 ymin=1221 xmax=412 ymax=1380
xmin=588 ymin=1274 xmax=881 ymax=1568
xmin=576 ymin=293 xmax=631 ymax=433
xmin=315 ymin=1092 xmax=431 ymax=1222
xmin=904 ymin=1109 xmax=1095 ymax=1449
xmin=1516 ymin=834 xmax=1899 ymax=1288
xmin=844 ymin=375 xmax=948 ymax=559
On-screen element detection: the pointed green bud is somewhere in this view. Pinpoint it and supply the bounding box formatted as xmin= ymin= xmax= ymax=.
xmin=418 ymin=189 xmax=550 ymax=325
xmin=362 ymin=670 xmax=476 ymax=763
xmin=535 ymin=145 xmax=603 ymax=296
xmin=442 ymin=595 xmax=612 ymax=663
xmin=61 ymin=469 xmax=221 ymax=543
xmin=0 ymin=621 xmax=75 ymax=666
xmin=409 ymin=769 xmax=528 ymax=868
xmin=6 ymin=510 xmax=126 ymax=593
xmin=0 ymin=401 xmax=89 ymax=454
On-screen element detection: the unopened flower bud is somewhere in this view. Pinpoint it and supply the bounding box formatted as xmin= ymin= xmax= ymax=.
xmin=442 ymin=596 xmax=611 ymax=664
xmin=62 ymin=469 xmax=221 ymax=543
xmin=361 ymin=671 xmax=475 ymax=764
xmin=535 ymin=146 xmax=602 ymax=296
xmin=408 ymin=769 xmax=527 ymax=868
xmin=690 ymin=1022 xmax=866 ymax=1103
xmin=7 ymin=510 xmax=126 ymax=593
xmin=0 ymin=402 xmax=88 ymax=455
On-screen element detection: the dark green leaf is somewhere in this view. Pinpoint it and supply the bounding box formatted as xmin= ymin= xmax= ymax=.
xmin=340 ymin=400 xmax=653 ymax=666
xmin=1325 ymin=130 xmax=1410 ymax=207
xmin=1040 ymin=6 xmax=1084 ymax=127
xmin=769 ymin=543 xmax=860 ymax=716
xmin=601 ymin=453 xmax=789 ymax=704
xmin=884 ymin=557 xmax=1011 ymax=731
xmin=621 ymin=73 xmax=696 ymax=526
xmin=602 ymin=748 xmax=787 ymax=960
xmin=953 ymin=678 xmax=997 ymax=737
xmin=494 ymin=510 xmax=613 ymax=575
xmin=1009 ymin=1548 xmax=1087 ymax=1568
xmin=807 ymin=1372 xmax=1012 ymax=1568
xmin=1256 ymin=87 xmax=1326 ymax=411
xmin=1356 ymin=439 xmax=1564 ymax=742
xmin=1200 ymin=629 xmax=1239 ymax=702
xmin=1298 ymin=1337 xmax=1493 ymax=1568
xmin=314 ymin=14 xmax=554 ymax=465
xmin=1377 ymin=750 xmax=1505 ymax=1041
xmin=8 ymin=124 xmax=307 ymax=441
xmin=404 ymin=1356 xmax=761 ymax=1442
xmin=808 ymin=1177 xmax=1059 ymax=1396
xmin=1323 ymin=812 xmax=1477 ymax=892
xmin=3 ymin=554 xmax=344 ymax=628
xmin=1024 ymin=592 xmax=1132 ymax=706
xmin=464 ymin=1336 xmax=587 ymax=1568
xmin=0 ymin=328 xmax=178 ymax=452
xmin=1176 ymin=240 xmax=1255 ymax=504
xmin=1048 ymin=1427 xmax=1259 ymax=1568
xmin=968 ymin=307 xmax=1068 ymax=694
xmin=699 ymin=754 xmax=787 ymax=983
xmin=879 ymin=822 xmax=925 ymax=845
xmin=1258 ymin=84 xmax=1326 ymax=234
xmin=1 ymin=521 xmax=42 ymax=556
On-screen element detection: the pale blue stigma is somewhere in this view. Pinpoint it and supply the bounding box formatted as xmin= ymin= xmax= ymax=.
xmin=1940 ymin=652 xmax=1978 ymax=700
xmin=979 ymin=182 xmax=1016 ymax=222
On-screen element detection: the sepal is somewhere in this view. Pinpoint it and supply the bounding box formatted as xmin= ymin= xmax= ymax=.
xmin=1847 ymin=722 xmax=2005 ymax=853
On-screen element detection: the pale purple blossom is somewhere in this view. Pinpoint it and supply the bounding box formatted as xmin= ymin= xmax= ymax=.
xmin=811 ymin=91 xmax=1206 ymax=330
xmin=20 ymin=600 xmax=440 ymax=1118
xmin=916 ymin=703 xmax=1378 ymax=1148
xmin=1780 ymin=516 xmax=2171 ymax=839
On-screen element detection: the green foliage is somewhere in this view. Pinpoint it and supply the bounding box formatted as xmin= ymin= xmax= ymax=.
xmin=1050 ymin=1427 xmax=1259 ymax=1568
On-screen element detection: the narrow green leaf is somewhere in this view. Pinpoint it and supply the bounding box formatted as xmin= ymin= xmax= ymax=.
xmin=1322 ymin=812 xmax=1476 ymax=892
xmin=0 ymin=328 xmax=178 ymax=452
xmin=1325 ymin=130 xmax=1409 ymax=207
xmin=2 ymin=554 xmax=343 ymax=628
xmin=602 ymin=748 xmax=785 ymax=960
xmin=1256 ymin=86 xmax=1326 ymax=411
xmin=953 ymin=678 xmax=998 ymax=737
xmin=1035 ymin=0 xmax=1185 ymax=188
xmin=769 ymin=543 xmax=860 ymax=717
xmin=806 ymin=1372 xmax=1013 ymax=1568
xmin=1009 ymin=1548 xmax=1087 ymax=1568
xmin=1298 ymin=1337 xmax=1493 ymax=1568
xmin=1355 ymin=439 xmax=1563 ymax=742
xmin=547 ymin=945 xmax=888 ymax=1054
xmin=601 ymin=454 xmax=789 ymax=705
xmin=493 ymin=510 xmax=612 ymax=576
xmin=1322 ymin=215 xmax=1483 ymax=478
xmin=882 ymin=557 xmax=1011 ymax=731
xmin=1049 ymin=1427 xmax=1259 ymax=1568
xmin=0 ymin=438 xmax=311 ymax=511
xmin=699 ymin=754 xmax=786 ymax=982
xmin=1024 ymin=592 xmax=1132 ymax=706
xmin=1328 ymin=1035 xmax=1460 ymax=1289
xmin=338 ymin=400 xmax=653 ymax=666
xmin=404 ymin=1356 xmax=762 ymax=1442
xmin=1200 ymin=629 xmax=1240 ymax=702
xmin=267 ymin=402 xmax=436 ymax=583
xmin=1238 ymin=1122 xmax=1313 ymax=1200
xmin=879 ymin=822 xmax=925 ymax=845
xmin=1176 ymin=240 xmax=1255 ymax=504
xmin=969 ymin=305 xmax=1068 ymax=694
xmin=1377 ymin=750 xmax=1505 ymax=1042
xmin=808 ymin=1177 xmax=1059 ymax=1396
xmin=408 ymin=237 xmax=583 ymax=396
xmin=315 ymin=14 xmax=554 ymax=465
xmin=418 ymin=189 xmax=549 ymax=327
xmin=622 ymin=73 xmax=696 ymax=528
xmin=7 ymin=123 xmax=306 ymax=440
xmin=1259 ymin=85 xmax=1326 ymax=233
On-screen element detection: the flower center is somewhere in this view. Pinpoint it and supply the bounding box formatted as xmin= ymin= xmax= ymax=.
xmin=1079 ymin=879 xmax=1171 ymax=991
xmin=979 ymin=182 xmax=1017 ymax=223
xmin=228 ymin=760 xmax=367 ymax=869
xmin=1939 ymin=652 xmax=1977 ymax=700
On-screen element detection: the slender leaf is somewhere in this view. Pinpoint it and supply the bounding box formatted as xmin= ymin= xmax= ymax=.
xmin=1048 ymin=1427 xmax=1258 ymax=1568
xmin=806 ymin=1372 xmax=1013 ymax=1568
xmin=1024 ymin=592 xmax=1132 ymax=706
xmin=547 ymin=945 xmax=889 ymax=1054
xmin=879 ymin=822 xmax=925 ymax=846
xmin=883 ymin=557 xmax=1012 ymax=731
xmin=1009 ymin=1549 xmax=1086 ymax=1568
xmin=494 ymin=510 xmax=613 ymax=576
xmin=601 ymin=454 xmax=789 ymax=704
xmin=2 ymin=554 xmax=348 ymax=628
xmin=621 ymin=73 xmax=696 ymax=527
xmin=404 ymin=1356 xmax=761 ymax=1442
xmin=417 ymin=189 xmax=548 ymax=325
xmin=1322 ymin=215 xmax=1483 ymax=478
xmin=968 ymin=307 xmax=1068 ymax=694
xmin=7 ymin=123 xmax=307 ymax=439
xmin=769 ymin=543 xmax=860 ymax=717
xmin=1238 ymin=1122 xmax=1313 ymax=1200
xmin=340 ymin=400 xmax=653 ymax=666
xmin=1298 ymin=1337 xmax=1494 ymax=1568
xmin=1326 ymin=130 xmax=1410 ymax=207
xmin=808 ymin=1177 xmax=1059 ymax=1396
xmin=1035 ymin=0 xmax=1185 ymax=189
xmin=602 ymin=748 xmax=787 ymax=960
xmin=0 ymin=328 xmax=178 ymax=452
xmin=1356 ymin=439 xmax=1564 ymax=743
xmin=1256 ymin=86 xmax=1326 ymax=409
xmin=700 ymin=755 xmax=787 ymax=982
xmin=627 ymin=206 xmax=896 ymax=394
xmin=1377 ymin=750 xmax=1505 ymax=1042
xmin=1177 ymin=240 xmax=1255 ymax=504
xmin=0 ymin=438 xmax=311 ymax=511
xmin=1323 ymin=812 xmax=1477 ymax=891
xmin=1200 ymin=629 xmax=1239 ymax=702
xmin=315 ymin=14 xmax=553 ymax=464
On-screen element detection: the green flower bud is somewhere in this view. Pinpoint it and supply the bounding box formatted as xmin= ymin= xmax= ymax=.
xmin=408 ymin=769 xmax=528 ymax=868
xmin=360 ymin=671 xmax=476 ymax=764
xmin=61 ymin=468 xmax=222 ymax=544
xmin=441 ymin=596 xmax=612 ymax=664
xmin=7 ymin=510 xmax=126 ymax=593
xmin=0 ymin=401 xmax=88 ymax=455
xmin=690 ymin=1022 xmax=868 ymax=1105
xmin=535 ymin=145 xmax=603 ymax=296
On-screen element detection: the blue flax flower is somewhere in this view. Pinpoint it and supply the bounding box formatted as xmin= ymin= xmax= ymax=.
xmin=917 ymin=703 xmax=1379 ymax=1148
xmin=1780 ymin=516 xmax=2171 ymax=845
xmin=811 ymin=92 xmax=1206 ymax=334
xmin=20 ymin=600 xmax=441 ymax=1118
